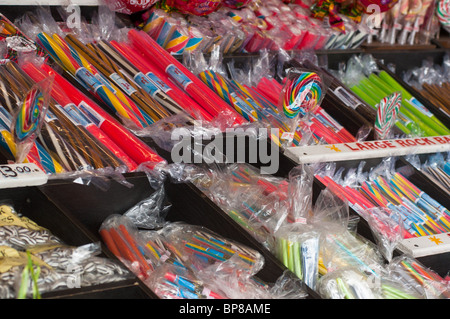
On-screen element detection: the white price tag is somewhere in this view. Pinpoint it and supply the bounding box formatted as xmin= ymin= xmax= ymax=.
xmin=285 ymin=135 xmax=450 ymax=164
xmin=0 ymin=163 xmax=48 ymax=189
xmin=398 ymin=232 xmax=450 ymax=258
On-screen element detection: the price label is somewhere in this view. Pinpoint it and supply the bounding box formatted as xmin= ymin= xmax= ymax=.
xmin=0 ymin=163 xmax=48 ymax=189
xmin=398 ymin=232 xmax=450 ymax=258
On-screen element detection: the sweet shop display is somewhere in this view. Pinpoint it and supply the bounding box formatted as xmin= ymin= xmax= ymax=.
xmin=0 ymin=0 xmax=447 ymax=302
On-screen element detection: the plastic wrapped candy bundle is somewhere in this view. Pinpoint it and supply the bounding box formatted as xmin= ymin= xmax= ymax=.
xmin=318 ymin=258 xmax=445 ymax=299
xmin=191 ymin=164 xmax=291 ymax=248
xmin=160 ymin=222 xmax=265 ymax=275
xmin=27 ymin=242 xmax=131 ymax=293
xmin=319 ymin=230 xmax=385 ymax=278
xmin=387 ymin=255 xmax=450 ymax=299
xmin=404 ymin=152 xmax=450 ymax=196
xmin=273 ymin=223 xmax=320 ymax=291
xmin=155 ymin=222 xmax=308 ymax=299
xmin=317 ymin=267 xmax=379 ymax=299
xmin=147 ymin=262 xmax=226 ymax=299
xmin=164 ymin=0 xmax=223 ymax=16
xmin=222 ymin=0 xmax=253 ymax=9
xmin=336 ymin=54 xmax=450 ymax=138
xmin=402 ymin=55 xmax=450 ymax=115
xmin=100 ymin=214 xmax=160 ymax=281
xmin=0 ymin=204 xmax=130 ymax=299
xmin=138 ymin=230 xmax=186 ymax=268
xmin=194 ymin=256 xmax=308 ymax=299
xmin=316 ymin=157 xmax=450 ymax=240
xmin=316 ymin=267 xmax=422 ymax=299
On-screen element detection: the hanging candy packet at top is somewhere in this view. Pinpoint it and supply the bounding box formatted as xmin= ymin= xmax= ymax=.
xmin=222 ymin=0 xmax=253 ymax=9
xmin=162 ymin=0 xmax=223 ymax=16
xmin=418 ymin=0 xmax=440 ymax=44
xmin=102 ymin=0 xmax=160 ymax=15
xmin=412 ymin=152 xmax=450 ymax=195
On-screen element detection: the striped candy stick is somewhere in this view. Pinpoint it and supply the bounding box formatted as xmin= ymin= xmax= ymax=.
xmin=110 ymin=41 xmax=213 ymax=121
xmin=6 ymin=61 xmax=128 ymax=171
xmin=36 ymin=32 xmax=144 ymax=130
xmin=375 ymin=92 xmax=402 ymax=139
xmin=21 ymin=61 xmax=166 ymax=168
xmin=65 ymin=35 xmax=159 ymax=126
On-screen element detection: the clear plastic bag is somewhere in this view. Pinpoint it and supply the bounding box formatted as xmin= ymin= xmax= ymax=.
xmin=362 ymin=207 xmax=404 ymax=262
xmin=387 ymin=255 xmax=450 ymax=299
xmin=123 ymin=185 xmax=171 ymax=230
xmin=268 ymin=269 xmax=308 ymax=299
xmin=310 ymin=186 xmax=349 ymax=234
xmin=287 ymin=164 xmax=314 ymax=224
xmin=376 ymin=277 xmax=423 ymax=299
xmin=147 ymin=262 xmax=225 ymax=299
xmin=1 ymin=245 xmax=53 ymax=299
xmin=99 ymin=214 xmax=158 ymax=280
xmin=189 ymin=163 xmax=290 ymax=247
xmin=194 ymin=256 xmax=272 ymax=299
xmin=317 ymin=267 xmax=379 ymax=299
xmin=320 ymin=230 xmax=385 ymax=277
xmin=273 ymin=223 xmax=320 ymax=290
xmin=160 ymin=222 xmax=265 ymax=276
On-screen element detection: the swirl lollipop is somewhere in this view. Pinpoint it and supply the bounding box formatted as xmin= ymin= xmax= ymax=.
xmin=279 ymin=70 xmax=323 ymax=145
xmin=375 ymin=91 xmax=402 ymax=139
xmin=281 ymin=71 xmax=323 ymax=120
xmin=11 ymin=76 xmax=53 ymax=164
xmin=12 ymin=86 xmax=50 ymax=164
xmin=14 ymin=88 xmax=43 ymax=142
xmin=437 ymin=0 xmax=450 ymax=33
